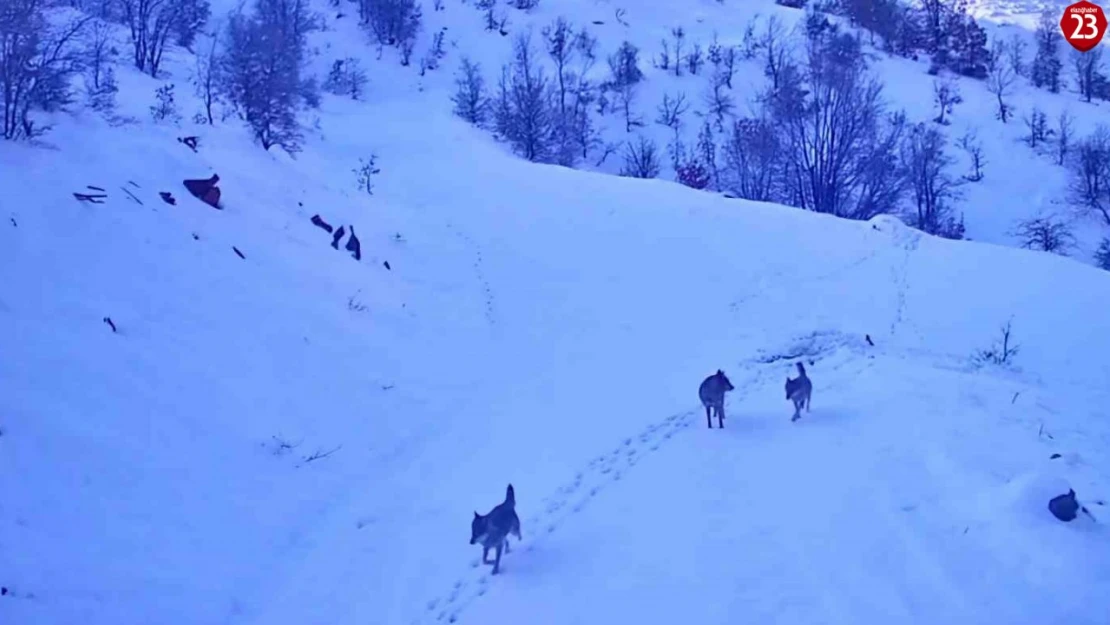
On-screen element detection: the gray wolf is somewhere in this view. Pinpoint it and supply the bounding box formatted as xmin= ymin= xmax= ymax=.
xmin=699 ymin=369 xmax=735 ymax=429
xmin=785 ymin=362 xmax=812 ymax=422
xmin=470 ymin=484 xmax=522 ymax=575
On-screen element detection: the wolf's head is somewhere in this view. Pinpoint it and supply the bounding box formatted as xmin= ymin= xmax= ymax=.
xmin=470 ymin=511 xmax=488 ymax=545
xmin=785 ymin=376 xmax=795 ymax=399
xmin=716 ymin=370 xmax=734 ymax=391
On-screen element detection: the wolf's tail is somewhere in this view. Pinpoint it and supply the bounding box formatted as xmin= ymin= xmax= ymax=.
xmin=505 ymin=484 xmax=515 ymax=506
xmin=796 ymin=362 xmax=807 ymax=377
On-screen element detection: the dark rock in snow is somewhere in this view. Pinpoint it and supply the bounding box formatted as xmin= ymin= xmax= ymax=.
xmin=183 ymin=174 xmax=222 ymax=209
xmin=311 ymin=214 xmax=334 ymax=233
xmin=345 ymin=226 xmax=362 ymax=260
xmin=1049 ymin=489 xmax=1079 ymax=522
xmin=178 ymin=136 xmax=199 ymax=152
xmin=331 ymin=226 xmax=346 ymax=249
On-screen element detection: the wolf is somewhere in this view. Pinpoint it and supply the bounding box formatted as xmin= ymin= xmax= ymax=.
xmin=469 ymin=484 xmax=522 ymax=575
xmin=699 ymin=369 xmax=735 ymax=429
xmin=785 ymin=362 xmax=812 ymax=422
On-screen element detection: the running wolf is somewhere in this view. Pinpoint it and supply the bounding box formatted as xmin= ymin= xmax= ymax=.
xmin=699 ymin=369 xmax=735 ymax=429
xmin=470 ymin=484 xmax=522 ymax=575
xmin=785 ymin=362 xmax=812 ymax=422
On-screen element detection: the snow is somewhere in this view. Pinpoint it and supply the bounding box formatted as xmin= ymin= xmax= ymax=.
xmin=3 ymin=0 xmax=1110 ymax=624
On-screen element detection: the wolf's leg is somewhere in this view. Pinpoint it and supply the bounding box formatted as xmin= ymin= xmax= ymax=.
xmin=706 ymin=405 xmax=713 ymax=428
xmin=492 ymin=543 xmax=503 ymax=575
xmin=504 ymin=539 xmax=511 ymax=553
xmin=806 ymin=393 xmax=811 ymax=412
xmin=482 ymin=546 xmax=492 ymax=564
xmin=717 ymin=405 xmax=725 ymax=428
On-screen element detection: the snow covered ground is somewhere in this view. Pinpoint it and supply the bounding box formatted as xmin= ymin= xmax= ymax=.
xmin=3 ymin=0 xmax=1110 ymax=624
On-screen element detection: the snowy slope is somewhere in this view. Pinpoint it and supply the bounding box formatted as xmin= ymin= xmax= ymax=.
xmin=403 ymin=0 xmax=1110 ymax=262
xmin=4 ymin=1 xmax=1110 ymax=625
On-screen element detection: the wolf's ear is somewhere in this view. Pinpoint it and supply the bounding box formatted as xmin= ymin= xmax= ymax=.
xmin=474 ymin=511 xmax=480 ymax=519
xmin=717 ymin=369 xmax=723 ymax=375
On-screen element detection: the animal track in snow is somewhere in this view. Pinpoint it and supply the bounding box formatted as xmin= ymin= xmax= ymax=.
xmin=408 ymin=366 xmax=781 ymax=625
xmin=409 ymin=408 xmax=697 ymax=625
xmin=446 ymin=223 xmax=496 ymax=327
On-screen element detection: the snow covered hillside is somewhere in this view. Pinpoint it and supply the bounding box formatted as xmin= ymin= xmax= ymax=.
xmin=3 ymin=0 xmax=1110 ymax=624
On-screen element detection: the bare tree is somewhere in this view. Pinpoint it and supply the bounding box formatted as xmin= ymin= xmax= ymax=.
xmin=607 ymin=41 xmax=644 ymax=133
xmin=1006 ymin=32 xmax=1027 ymax=77
xmin=493 ymin=33 xmax=553 ymax=162
xmin=451 ymin=56 xmax=487 ymax=125
xmin=721 ymin=116 xmax=779 ymax=202
xmin=656 ymin=38 xmax=671 ymax=70
xmin=121 ymin=0 xmax=207 ymax=77
xmin=543 ymin=18 xmax=576 ymax=112
xmin=323 ymin=57 xmax=369 ymax=100
xmin=763 ymin=21 xmax=897 ymax=218
xmin=740 ymin=16 xmax=758 ymax=59
xmin=1 ymin=1 xmax=89 ymax=139
xmin=1013 ymin=216 xmax=1075 ymax=254
xmin=476 ymin=0 xmax=498 ymax=32
xmin=543 ymin=17 xmax=587 ymax=164
xmin=568 ymin=30 xmax=600 ymax=161
xmin=854 ymin=111 xmax=910 ymax=221
xmin=1056 ymin=110 xmax=1074 ymax=166
xmin=704 ymin=73 xmax=734 ymax=131
xmin=84 ymin=18 xmax=119 ymax=114
xmin=1073 ymin=47 xmax=1106 ymax=103
xmin=761 ymin=15 xmax=790 ymax=90
xmin=220 ymin=0 xmax=316 ymax=152
xmin=695 ymin=120 xmax=720 ymax=190
xmin=687 ymin=42 xmax=704 ymax=75
xmin=958 ymin=129 xmax=985 ymax=181
xmin=1031 ymin=10 xmax=1062 ymax=92
xmin=656 ymin=90 xmax=688 ymax=168
xmin=671 ymin=26 xmax=685 ymax=77
xmin=720 ymin=43 xmax=737 ymax=89
xmin=150 ymin=83 xmax=181 ymax=123
xmin=1023 ymin=108 xmax=1051 ymax=149
xmin=1095 ymin=238 xmax=1110 ymax=270
xmin=900 ymin=122 xmax=961 ymax=237
xmin=84 ymin=19 xmax=113 ymax=95
xmin=1070 ymin=127 xmax=1110 ymax=224
xmin=359 ymin=0 xmax=422 ymax=55
xmin=419 ymin=29 xmax=446 ymax=74
xmin=987 ymin=51 xmax=1016 ymax=123
xmin=193 ymin=32 xmax=220 ymax=124
xmin=619 ymin=135 xmax=661 ymax=178
xmin=173 ymin=0 xmax=210 ymax=50
xmin=655 ymin=92 xmax=689 ymax=131
xmin=932 ymin=76 xmax=961 ymax=125
xmin=977 ymin=319 xmax=1020 ymax=366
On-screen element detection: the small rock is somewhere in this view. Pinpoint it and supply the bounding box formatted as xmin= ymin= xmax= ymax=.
xmin=1049 ymin=489 xmax=1080 ymax=522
